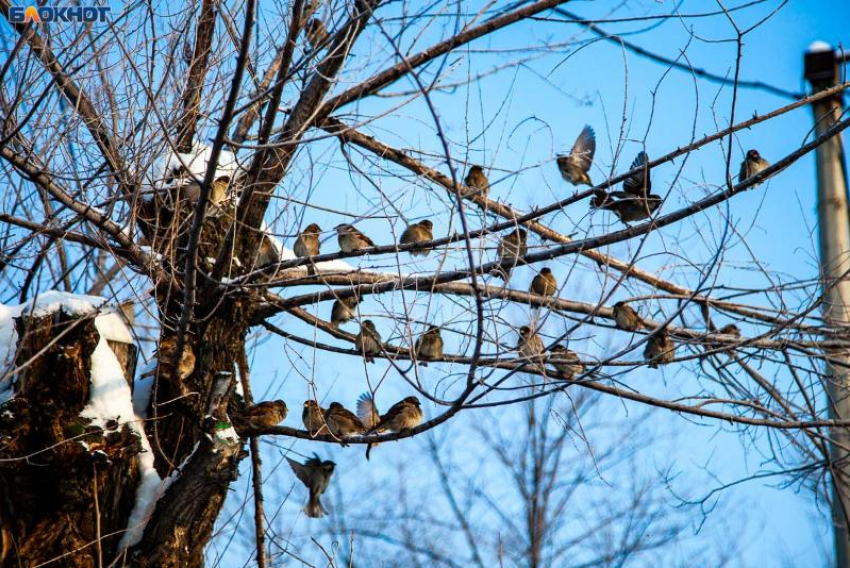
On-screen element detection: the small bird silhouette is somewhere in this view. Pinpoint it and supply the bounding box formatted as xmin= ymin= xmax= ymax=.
xmin=305 ymin=18 xmax=329 ymax=50
xmin=591 ymin=190 xmax=662 ymax=224
xmin=415 ymin=325 xmax=444 ymax=366
xmin=530 ymin=267 xmax=557 ymax=298
xmin=549 ymin=345 xmax=584 ymax=380
xmin=400 ymin=220 xmax=434 ymax=256
xmin=354 ymin=320 xmax=382 ymax=363
xmin=464 ymin=165 xmax=490 ymax=197
xmin=612 ymin=301 xmax=643 ymax=331
xmin=155 ymin=337 xmax=196 ymax=382
xmin=739 ymin=149 xmax=770 ymax=186
xmin=286 ymin=454 xmax=336 ymax=518
xmin=335 ymin=223 xmax=375 ymax=252
xmin=517 ymin=325 xmax=545 ymax=368
xmin=256 ymin=236 xmax=281 ymax=266
xmin=331 ymin=296 xmax=360 ymax=328
xmin=302 ymin=400 xmax=328 ymax=436
xmin=717 ymin=323 xmax=741 ymax=338
xmin=491 ymin=228 xmax=528 ymax=281
xmin=557 ymin=125 xmax=596 ymax=186
xmin=324 ymin=402 xmax=366 ymax=443
xmin=294 ymin=223 xmax=322 ymax=275
xmin=233 ymin=400 xmax=287 ymax=432
xmin=622 ymin=151 xmax=651 ymax=197
xmin=644 ymin=330 xmax=675 ymax=368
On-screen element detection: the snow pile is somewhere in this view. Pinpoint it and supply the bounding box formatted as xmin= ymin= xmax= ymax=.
xmin=0 ymin=291 xmax=166 ymax=552
xmin=143 ymin=142 xmax=242 ymax=197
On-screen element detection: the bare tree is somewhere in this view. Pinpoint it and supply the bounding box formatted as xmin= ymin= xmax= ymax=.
xmin=0 ymin=1 xmax=847 ymax=566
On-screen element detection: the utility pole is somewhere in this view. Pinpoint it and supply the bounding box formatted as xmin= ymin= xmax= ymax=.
xmin=806 ymin=42 xmax=850 ymax=568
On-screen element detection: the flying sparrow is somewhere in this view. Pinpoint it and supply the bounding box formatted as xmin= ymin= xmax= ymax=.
xmin=400 ymin=219 xmax=434 ymax=256
xmin=286 ymin=454 xmax=336 ymax=518
xmin=622 ymin=151 xmax=651 ymax=197
xmin=592 ymin=190 xmax=662 ymax=224
xmin=557 ymin=125 xmax=596 ymax=186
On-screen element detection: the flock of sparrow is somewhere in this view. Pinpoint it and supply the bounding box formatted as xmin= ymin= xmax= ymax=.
xmin=229 ymin=124 xmax=768 ymax=519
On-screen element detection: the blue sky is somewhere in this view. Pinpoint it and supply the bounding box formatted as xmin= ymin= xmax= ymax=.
xmin=204 ymin=1 xmax=850 ymax=565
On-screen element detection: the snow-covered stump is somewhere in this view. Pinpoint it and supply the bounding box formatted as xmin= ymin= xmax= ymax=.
xmin=0 ymin=306 xmax=141 ymax=566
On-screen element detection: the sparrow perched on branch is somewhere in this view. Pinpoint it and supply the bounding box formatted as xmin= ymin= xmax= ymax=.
xmin=286 ymin=454 xmax=336 ymax=518
xmin=415 ymin=325 xmax=444 ymax=366
xmin=464 ymin=165 xmax=490 ymax=197
xmin=305 ymin=18 xmax=329 ymax=50
xmin=302 ymin=400 xmax=328 ymax=436
xmin=155 ymin=336 xmax=196 ymax=381
xmin=356 ymin=392 xmax=381 ymax=430
xmin=354 ymin=320 xmax=382 ymax=363
xmin=612 ymin=301 xmax=644 ymax=331
xmin=233 ymin=400 xmax=287 ymax=431
xmin=210 ymin=176 xmax=231 ymax=206
xmin=365 ymin=396 xmax=424 ymax=459
xmin=557 ymin=125 xmax=596 ymax=186
xmin=644 ymin=330 xmax=675 ymax=368
xmin=400 ymin=220 xmax=434 ymax=256
xmin=331 ymin=296 xmax=360 ymax=328
xmin=294 ymin=223 xmax=322 ymax=275
xmin=491 ymin=228 xmax=528 ymax=281
xmin=517 ymin=325 xmax=545 ymax=366
xmin=530 ymin=267 xmax=558 ymax=298
xmin=717 ymin=323 xmax=741 ymax=338
xmin=549 ymin=345 xmax=584 ymax=380
xmin=256 ymin=236 xmax=281 ymax=266
xmin=324 ymin=402 xmax=366 ymax=442
xmin=738 ymin=149 xmax=770 ymax=186
xmin=591 ymin=190 xmax=662 ymax=224
xmin=622 ymin=151 xmax=651 ymax=197
xmin=335 ymin=223 xmax=375 ymax=252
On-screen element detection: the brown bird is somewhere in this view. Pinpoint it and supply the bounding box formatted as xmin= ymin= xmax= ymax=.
xmin=286 ymin=455 xmax=336 ymax=518
xmin=331 ymin=295 xmax=360 ymax=328
xmin=612 ymin=301 xmax=643 ymax=331
xmin=233 ymin=400 xmax=287 ymax=431
xmin=294 ymin=223 xmax=322 ymax=274
xmin=415 ymin=325 xmax=444 ymax=366
xmin=592 ymin=190 xmax=662 ymax=224
xmin=739 ymin=149 xmax=770 ymax=186
xmin=365 ymin=396 xmax=424 ymax=459
xmin=557 ymin=125 xmax=596 ymax=186
xmin=517 ymin=325 xmax=545 ymax=367
xmin=549 ymin=345 xmax=584 ymax=380
xmin=210 ymin=175 xmax=231 ymax=206
xmin=356 ymin=392 xmax=381 ymax=430
xmin=305 ymin=18 xmax=329 ymax=50
xmin=622 ymin=151 xmax=651 ymax=197
xmin=324 ymin=402 xmax=366 ymax=442
xmin=256 ymin=236 xmax=281 ymax=266
xmin=354 ymin=320 xmax=382 ymax=363
xmin=644 ymin=330 xmax=675 ymax=368
xmin=718 ymin=323 xmax=741 ymax=338
xmin=491 ymin=228 xmax=528 ymax=281
xmin=335 ymin=223 xmax=375 ymax=252
xmin=373 ymin=396 xmax=423 ymax=433
xmin=302 ymin=400 xmax=328 ymax=436
xmin=155 ymin=337 xmax=196 ymax=381
xmin=400 ymin=220 xmax=434 ymax=256
xmin=530 ymin=267 xmax=558 ymax=297
xmin=464 ymin=165 xmax=490 ymax=197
